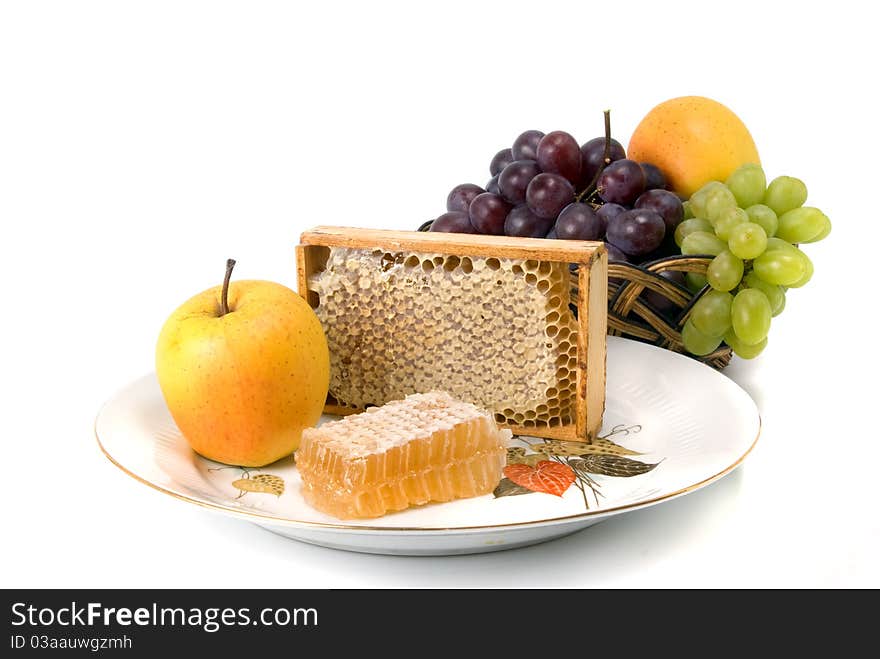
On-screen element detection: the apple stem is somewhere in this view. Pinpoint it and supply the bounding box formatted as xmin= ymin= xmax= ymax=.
xmin=220 ymin=258 xmax=236 ymax=316
xmin=576 ymin=109 xmax=613 ymax=203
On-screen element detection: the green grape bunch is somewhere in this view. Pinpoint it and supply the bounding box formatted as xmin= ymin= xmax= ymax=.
xmin=674 ymin=164 xmax=831 ymax=360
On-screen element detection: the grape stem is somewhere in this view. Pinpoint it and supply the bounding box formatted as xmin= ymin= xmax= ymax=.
xmin=575 ymin=109 xmax=613 ymax=203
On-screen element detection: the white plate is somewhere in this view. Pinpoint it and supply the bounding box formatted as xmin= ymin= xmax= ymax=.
xmin=96 ymin=337 xmax=760 ymax=555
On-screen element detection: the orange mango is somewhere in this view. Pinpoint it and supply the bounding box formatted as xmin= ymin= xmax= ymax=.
xmin=628 ymin=96 xmax=760 ymax=198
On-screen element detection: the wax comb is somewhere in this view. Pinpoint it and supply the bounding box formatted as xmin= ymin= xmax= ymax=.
xmin=297 ymin=227 xmax=607 ymax=441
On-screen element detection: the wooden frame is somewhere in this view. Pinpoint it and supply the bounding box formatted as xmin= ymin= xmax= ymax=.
xmin=297 ymin=226 xmax=607 ymax=442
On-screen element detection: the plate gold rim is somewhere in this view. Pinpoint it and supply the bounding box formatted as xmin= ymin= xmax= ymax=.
xmin=95 ymin=408 xmax=761 ymax=534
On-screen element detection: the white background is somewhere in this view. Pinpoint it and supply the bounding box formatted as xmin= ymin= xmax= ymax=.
xmin=2 ymin=1 xmax=878 ymax=588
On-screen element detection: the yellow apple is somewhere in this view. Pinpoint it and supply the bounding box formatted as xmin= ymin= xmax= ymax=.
xmin=156 ymin=260 xmax=329 ymax=467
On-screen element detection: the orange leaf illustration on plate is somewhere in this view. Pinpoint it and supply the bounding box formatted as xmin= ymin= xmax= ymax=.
xmin=503 ymin=460 xmax=576 ymax=497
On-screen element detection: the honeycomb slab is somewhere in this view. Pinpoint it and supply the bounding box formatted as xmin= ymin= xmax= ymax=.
xmin=309 ymin=247 xmax=580 ymax=429
xmin=296 ymin=391 xmax=509 ymax=519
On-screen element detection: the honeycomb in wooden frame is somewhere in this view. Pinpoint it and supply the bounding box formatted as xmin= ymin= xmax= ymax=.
xmin=308 ymin=247 xmax=580 ymax=429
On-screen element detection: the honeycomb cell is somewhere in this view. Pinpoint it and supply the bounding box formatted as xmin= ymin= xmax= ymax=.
xmin=309 ymin=246 xmax=580 ymax=429
xmin=297 ymin=392 xmax=509 ymax=519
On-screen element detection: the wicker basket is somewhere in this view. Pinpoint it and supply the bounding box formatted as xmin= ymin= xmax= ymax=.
xmin=580 ymin=255 xmax=733 ymax=370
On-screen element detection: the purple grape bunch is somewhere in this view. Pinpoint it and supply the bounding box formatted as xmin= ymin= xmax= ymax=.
xmin=430 ymin=127 xmax=685 ymax=272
